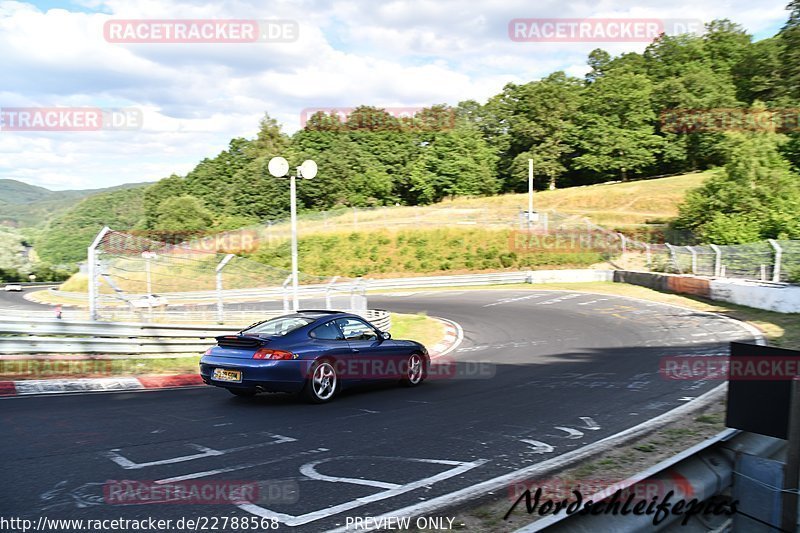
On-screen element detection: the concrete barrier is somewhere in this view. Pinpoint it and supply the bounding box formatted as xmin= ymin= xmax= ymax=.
xmin=614 ymin=271 xmax=800 ymax=313
xmin=708 ymin=278 xmax=800 ymax=313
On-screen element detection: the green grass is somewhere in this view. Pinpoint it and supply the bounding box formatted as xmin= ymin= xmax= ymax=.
xmin=390 ymin=312 xmax=446 ymax=349
xmin=249 ymin=227 xmax=608 ymax=279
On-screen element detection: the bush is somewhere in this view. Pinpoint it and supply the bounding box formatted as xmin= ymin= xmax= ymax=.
xmin=787 ymin=265 xmax=800 ymax=285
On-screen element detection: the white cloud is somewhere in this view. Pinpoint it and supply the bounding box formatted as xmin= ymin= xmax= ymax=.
xmin=0 ymin=0 xmax=790 ymax=190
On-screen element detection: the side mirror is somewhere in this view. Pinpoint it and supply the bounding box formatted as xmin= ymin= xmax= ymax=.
xmin=381 ymin=331 xmax=391 ymax=341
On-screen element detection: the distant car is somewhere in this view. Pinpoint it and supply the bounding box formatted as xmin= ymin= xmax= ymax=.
xmin=131 ymin=294 xmax=168 ymax=308
xmin=3 ymin=284 xmax=23 ymax=292
xmin=200 ymin=310 xmax=429 ymax=403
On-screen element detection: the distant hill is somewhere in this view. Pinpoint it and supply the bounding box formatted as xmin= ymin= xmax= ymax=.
xmin=0 ymin=179 xmax=151 ymax=227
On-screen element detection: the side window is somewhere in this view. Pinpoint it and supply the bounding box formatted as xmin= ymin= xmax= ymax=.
xmin=309 ymin=320 xmax=344 ymax=340
xmin=335 ymin=318 xmax=378 ymax=341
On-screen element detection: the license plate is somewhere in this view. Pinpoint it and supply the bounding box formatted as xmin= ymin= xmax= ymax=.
xmin=212 ymin=368 xmax=242 ymax=383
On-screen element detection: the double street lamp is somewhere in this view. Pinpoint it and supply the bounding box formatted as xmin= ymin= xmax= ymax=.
xmin=267 ymin=156 xmax=318 ymax=311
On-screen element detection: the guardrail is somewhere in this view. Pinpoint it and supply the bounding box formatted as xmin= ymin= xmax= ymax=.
xmin=0 ymin=310 xmax=391 ymax=355
xmin=43 ymin=270 xmax=614 ymax=305
xmin=519 ymin=429 xmax=784 ymax=532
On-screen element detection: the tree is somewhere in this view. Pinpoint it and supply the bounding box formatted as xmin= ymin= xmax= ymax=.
xmin=408 ymin=127 xmax=499 ymax=203
xmin=672 ymin=133 xmax=800 ymax=243
xmin=154 ymin=195 xmax=214 ymax=232
xmin=780 ymin=0 xmax=800 ymax=100
xmin=586 ymin=49 xmax=611 ymax=83
xmin=574 ymin=70 xmax=662 ymax=180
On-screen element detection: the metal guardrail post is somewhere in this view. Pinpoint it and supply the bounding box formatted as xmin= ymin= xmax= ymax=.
xmin=665 ymin=243 xmax=681 ymax=274
xmin=282 ymin=274 xmax=292 ymax=312
xmin=687 ymin=245 xmax=697 ymax=275
xmin=87 ymin=226 xmax=111 ymax=321
xmin=325 ymin=276 xmax=340 ymax=310
xmin=215 ymin=254 xmax=235 ymax=324
xmin=710 ymin=244 xmax=722 ymax=277
xmin=768 ymin=239 xmax=783 ymax=282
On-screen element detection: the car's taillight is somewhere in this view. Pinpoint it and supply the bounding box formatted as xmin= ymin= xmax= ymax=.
xmin=203 ymin=347 xmax=213 ymax=355
xmin=253 ymin=348 xmax=294 ymax=360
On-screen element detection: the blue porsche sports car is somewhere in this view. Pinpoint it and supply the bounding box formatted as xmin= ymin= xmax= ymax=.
xmin=200 ymin=310 xmax=429 ymax=403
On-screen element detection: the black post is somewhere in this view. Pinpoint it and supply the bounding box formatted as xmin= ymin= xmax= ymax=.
xmin=781 ymin=379 xmax=800 ymax=532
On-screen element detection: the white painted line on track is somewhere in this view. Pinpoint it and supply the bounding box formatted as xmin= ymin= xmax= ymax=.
xmin=103 ymin=433 xmax=297 ymax=470
xmin=239 ymin=457 xmax=488 ymax=527
xmin=155 ymin=448 xmax=329 ymax=484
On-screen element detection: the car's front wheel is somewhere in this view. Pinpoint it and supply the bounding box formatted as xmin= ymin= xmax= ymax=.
xmin=303 ymin=360 xmax=338 ymax=403
xmin=400 ymin=353 xmax=425 ymax=387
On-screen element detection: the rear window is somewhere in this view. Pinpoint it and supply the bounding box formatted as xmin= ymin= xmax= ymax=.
xmin=243 ymin=316 xmax=315 ymax=337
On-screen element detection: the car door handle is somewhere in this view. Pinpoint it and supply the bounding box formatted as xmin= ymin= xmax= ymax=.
xmin=351 ymin=348 xmax=359 ymax=353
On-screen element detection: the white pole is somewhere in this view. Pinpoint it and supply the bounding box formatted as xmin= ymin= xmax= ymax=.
xmin=768 ymin=239 xmax=783 ymax=282
xmin=215 ymin=254 xmax=234 ymax=324
xmin=88 ymin=226 xmax=111 ymax=321
xmin=88 ymin=245 xmax=96 ymax=320
xmin=528 ymin=159 xmax=533 ymax=228
xmin=710 ymin=244 xmax=722 ymax=277
xmin=290 ymin=172 xmax=299 ymax=311
xmin=145 ymin=257 xmax=152 ymax=296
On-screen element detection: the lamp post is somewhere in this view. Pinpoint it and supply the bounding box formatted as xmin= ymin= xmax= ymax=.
xmin=267 ymin=157 xmax=317 ymax=311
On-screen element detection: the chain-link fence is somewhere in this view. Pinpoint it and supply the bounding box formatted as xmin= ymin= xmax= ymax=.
xmin=644 ymin=240 xmax=798 ymax=282
xmin=87 ymin=228 xmax=365 ymax=321
xmin=515 ymin=210 xmax=799 ymax=283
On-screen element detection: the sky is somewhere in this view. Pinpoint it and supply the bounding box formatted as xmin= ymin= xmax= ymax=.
xmin=0 ymin=0 xmax=790 ymax=191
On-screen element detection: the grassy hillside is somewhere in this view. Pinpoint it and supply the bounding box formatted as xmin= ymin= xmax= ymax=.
xmin=37 ymin=187 xmax=147 ymax=264
xmin=255 ymin=172 xmax=710 ymax=243
xmin=0 ymin=179 xmax=151 ymax=228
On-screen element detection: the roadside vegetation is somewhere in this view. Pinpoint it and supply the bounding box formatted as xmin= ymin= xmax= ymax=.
xmin=15 ymin=5 xmax=799 ymax=274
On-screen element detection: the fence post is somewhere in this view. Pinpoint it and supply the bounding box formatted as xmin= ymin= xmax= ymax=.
xmin=282 ymin=274 xmax=292 ymax=312
xmin=87 ymin=226 xmax=111 ymax=321
xmin=768 ymin=239 xmax=783 ymax=282
xmin=350 ymin=278 xmax=366 ymax=311
xmin=215 ymin=254 xmax=234 ymax=324
xmin=325 ymin=275 xmax=340 ymax=309
xmin=687 ymin=246 xmax=697 ymax=275
xmin=709 ymin=244 xmax=722 ymax=277
xmin=645 ymin=243 xmax=651 ymax=269
xmin=617 ymin=233 xmax=627 ymax=254
xmin=665 ymin=243 xmax=681 ymax=274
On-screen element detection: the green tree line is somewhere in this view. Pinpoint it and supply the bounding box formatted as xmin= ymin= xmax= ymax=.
xmin=36 ymin=4 xmax=800 ymax=264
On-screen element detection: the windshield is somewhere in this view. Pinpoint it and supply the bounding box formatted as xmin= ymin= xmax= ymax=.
xmin=242 ymin=316 xmax=316 ymax=337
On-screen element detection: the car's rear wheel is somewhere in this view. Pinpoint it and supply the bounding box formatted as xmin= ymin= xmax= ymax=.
xmin=227 ymin=388 xmax=257 ymax=397
xmin=400 ymin=353 xmax=425 ymax=387
xmin=303 ymin=360 xmax=338 ymax=403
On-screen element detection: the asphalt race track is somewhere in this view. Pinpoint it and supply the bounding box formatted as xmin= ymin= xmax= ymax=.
xmin=1 ymin=289 xmax=757 ymax=532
